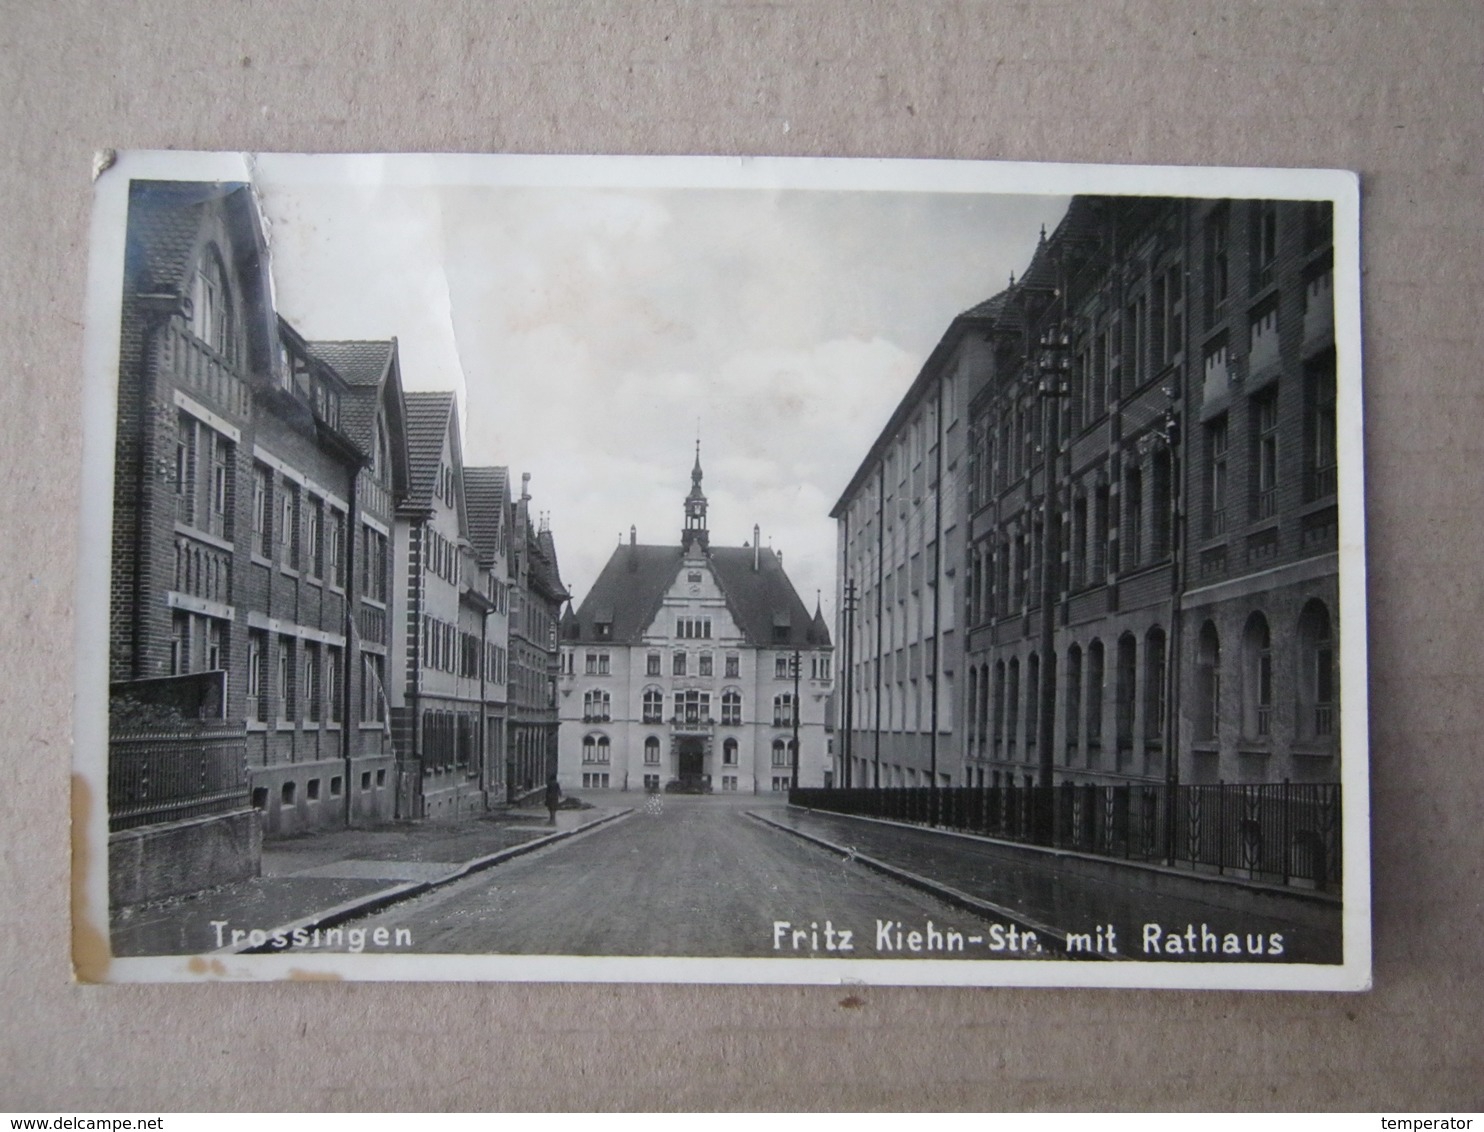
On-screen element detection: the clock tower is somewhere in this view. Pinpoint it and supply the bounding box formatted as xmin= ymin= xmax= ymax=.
xmin=681 ymin=440 xmax=709 ymax=553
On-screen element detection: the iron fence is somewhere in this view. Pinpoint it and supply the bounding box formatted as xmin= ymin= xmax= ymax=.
xmin=790 ymin=780 xmax=1341 ymax=892
xmin=108 ymin=723 xmax=251 ymax=832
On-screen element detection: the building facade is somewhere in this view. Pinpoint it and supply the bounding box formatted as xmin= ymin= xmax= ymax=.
xmin=831 ymin=305 xmax=977 ymax=790
xmin=560 ymin=452 xmax=834 ymax=794
xmin=955 ymin=196 xmax=1338 ymax=791
xmin=390 ymin=391 xmax=499 ymax=819
xmin=108 ymin=181 xmax=417 ymax=905
xmin=506 ymin=474 xmax=568 ymax=801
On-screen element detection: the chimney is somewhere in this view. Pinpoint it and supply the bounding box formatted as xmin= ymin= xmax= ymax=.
xmin=520 ymin=472 xmax=531 ymax=503
xmin=630 ymin=525 xmax=636 ymax=546
xmin=753 ymin=525 xmax=760 ymax=571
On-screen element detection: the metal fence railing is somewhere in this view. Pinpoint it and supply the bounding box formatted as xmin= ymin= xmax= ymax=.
xmin=108 ymin=723 xmax=251 ymax=832
xmin=789 ymin=780 xmax=1342 ymax=892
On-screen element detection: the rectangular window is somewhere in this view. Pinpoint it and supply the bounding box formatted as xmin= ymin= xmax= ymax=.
xmin=1204 ymin=206 xmax=1229 ymax=328
xmin=1308 ymin=357 xmax=1337 ymax=500
xmin=1124 ymin=466 xmax=1143 ymax=570
xmin=725 ymin=654 xmax=739 ymax=678
xmin=328 ymin=510 xmax=345 ymax=587
xmin=775 ymin=656 xmax=789 ymax=679
xmin=306 ymin=499 xmax=322 ymax=578
xmin=1208 ymin=416 xmax=1229 ymax=536
xmin=699 ymin=653 xmax=713 ymax=677
xmin=1251 ymin=201 xmax=1278 ymax=291
xmin=247 ymin=630 xmax=266 ymax=722
xmin=585 ymin=652 xmax=597 ymax=675
xmin=1125 ymin=294 xmax=1145 ymax=396
xmin=361 ymin=653 xmax=385 ymax=723
xmin=647 ymin=652 xmax=661 ymax=676
xmin=326 ymin=646 xmax=341 ymax=723
xmin=673 ymin=652 xmax=687 ymax=676
xmin=209 ymin=432 xmax=232 ymax=539
xmin=1253 ymin=390 xmax=1280 ymax=519
xmin=170 ymin=611 xmax=190 ymax=675
xmin=305 ymin=644 xmax=321 ymax=723
xmin=175 ymin=415 xmax=195 ymax=527
xmin=252 ymin=464 xmax=271 ymax=556
xmin=277 ymin=638 xmax=293 ymax=722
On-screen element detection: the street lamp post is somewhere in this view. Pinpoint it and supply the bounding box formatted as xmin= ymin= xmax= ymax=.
xmin=1034 ymin=323 xmax=1072 ymax=842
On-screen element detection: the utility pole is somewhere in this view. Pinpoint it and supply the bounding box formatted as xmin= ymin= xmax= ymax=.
xmin=841 ymin=579 xmax=859 ymax=788
xmin=790 ymin=648 xmax=802 ymax=791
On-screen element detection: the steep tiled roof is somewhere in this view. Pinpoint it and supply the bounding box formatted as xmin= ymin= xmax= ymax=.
xmin=809 ymin=601 xmax=832 ymax=648
xmin=463 ymin=466 xmax=508 ymax=566
xmin=402 ymin=391 xmax=455 ymax=511
xmin=569 ymin=543 xmax=817 ymax=648
xmin=709 ymin=547 xmax=816 ymax=648
xmin=569 ymin=545 xmax=683 ymax=643
xmin=124 ymin=182 xmax=230 ymax=293
xmin=306 ymin=340 xmax=395 ymax=387
xmin=531 ymin=527 xmax=568 ymax=602
xmin=306 ymin=341 xmax=395 ymax=457
xmin=960 ymin=287 xmax=1012 ymax=322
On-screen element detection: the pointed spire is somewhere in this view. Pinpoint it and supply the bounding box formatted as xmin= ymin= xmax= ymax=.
xmin=810 ymin=593 xmax=831 ymax=647
xmin=682 ymin=436 xmax=709 ymax=552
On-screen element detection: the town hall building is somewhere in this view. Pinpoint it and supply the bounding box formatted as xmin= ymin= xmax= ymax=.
xmin=558 ymin=449 xmax=834 ymax=794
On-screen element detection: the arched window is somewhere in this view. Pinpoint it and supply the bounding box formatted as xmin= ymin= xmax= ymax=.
xmin=1196 ymin=620 xmax=1221 ymax=741
xmin=722 ymin=738 xmax=738 ymax=766
xmin=771 ymin=738 xmax=790 ymax=767
xmin=583 ymin=689 xmax=610 ymax=722
xmin=1297 ymin=599 xmax=1337 ymax=740
xmin=1085 ymin=640 xmax=1104 ymax=751
xmin=993 ymin=661 xmax=1006 ymax=756
xmin=642 ymin=687 xmax=664 ymax=724
xmin=966 ymin=667 xmax=979 ymax=755
xmin=190 ymin=248 xmax=235 ymax=362
xmin=643 ymin=736 xmax=661 ymax=765
xmin=1006 ymin=658 xmax=1020 ymax=757
xmin=773 ymin=693 xmax=795 ymax=727
xmin=1026 ymin=652 xmax=1040 ymax=753
xmin=1065 ymin=644 xmax=1083 ymax=763
xmin=722 ymin=688 xmax=742 ymax=726
xmin=1144 ymin=627 xmax=1167 ymax=744
xmin=582 ymin=735 xmax=596 ymax=762
xmin=1116 ymin=633 xmax=1137 ymax=756
xmin=1242 ymin=612 xmax=1272 ymax=738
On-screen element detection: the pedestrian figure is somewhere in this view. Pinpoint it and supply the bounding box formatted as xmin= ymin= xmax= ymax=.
xmin=545 ymin=774 xmax=561 ymax=825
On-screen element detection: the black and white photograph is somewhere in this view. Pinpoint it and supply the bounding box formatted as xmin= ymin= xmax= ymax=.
xmin=75 ymin=150 xmax=1367 ymax=989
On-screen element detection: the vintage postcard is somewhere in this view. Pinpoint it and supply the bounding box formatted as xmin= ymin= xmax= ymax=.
xmin=74 ymin=151 xmax=1369 ymax=989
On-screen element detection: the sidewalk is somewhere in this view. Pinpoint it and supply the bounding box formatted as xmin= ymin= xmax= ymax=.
xmin=109 ymin=803 xmax=630 ymax=957
xmin=756 ymin=805 xmax=1344 ymax=963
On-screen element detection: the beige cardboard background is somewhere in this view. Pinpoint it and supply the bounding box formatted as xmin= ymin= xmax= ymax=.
xmin=2 ymin=0 xmax=1480 ymax=1110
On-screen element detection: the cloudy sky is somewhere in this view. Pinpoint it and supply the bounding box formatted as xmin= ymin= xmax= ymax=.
xmin=253 ymin=156 xmax=1068 ymax=623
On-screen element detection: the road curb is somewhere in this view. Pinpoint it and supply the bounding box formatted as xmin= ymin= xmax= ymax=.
xmin=224 ymin=808 xmax=634 ymax=955
xmin=746 ymin=810 xmax=1119 ymax=961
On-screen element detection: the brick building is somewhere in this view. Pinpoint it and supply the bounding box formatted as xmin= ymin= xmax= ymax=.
xmin=954 ymin=196 xmax=1338 ymax=790
xmin=108 ymin=182 xmax=417 ymax=903
xmin=560 ymin=450 xmax=834 ymax=794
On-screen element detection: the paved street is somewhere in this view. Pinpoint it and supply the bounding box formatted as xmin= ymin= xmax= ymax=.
xmin=318 ymin=793 xmax=1053 ymax=959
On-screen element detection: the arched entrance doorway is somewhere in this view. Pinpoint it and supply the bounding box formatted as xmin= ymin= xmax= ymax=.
xmin=676 ymin=737 xmax=706 ymax=790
